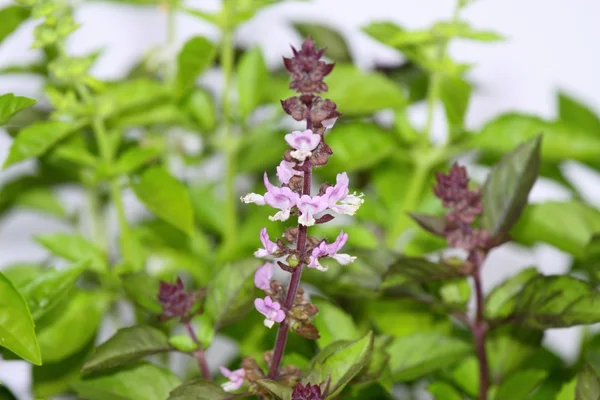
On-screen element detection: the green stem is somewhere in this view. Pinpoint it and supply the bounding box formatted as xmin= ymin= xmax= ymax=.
xmin=76 ymin=84 xmax=135 ymax=266
xmin=219 ymin=3 xmax=238 ymax=257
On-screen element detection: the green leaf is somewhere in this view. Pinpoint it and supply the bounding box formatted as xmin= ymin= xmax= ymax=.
xmin=256 ymin=379 xmax=293 ymax=400
xmin=433 ymin=21 xmax=504 ymax=42
xmin=487 ymin=326 xmax=543 ymax=383
xmin=37 ymin=291 xmax=109 ymax=363
xmin=33 ymin=338 xmax=96 ymax=398
xmin=312 ymin=297 xmax=360 ymax=348
xmin=13 ymin=187 xmax=68 ymax=219
xmin=511 ymin=201 xmax=600 ymax=259
xmin=237 ymin=47 xmax=268 ymax=118
xmin=495 ymin=369 xmax=547 ymax=400
xmin=190 ymin=314 xmax=215 ymax=349
xmin=368 ymin=299 xmax=451 ymax=337
xmin=440 ymin=75 xmax=471 ymax=137
xmin=35 ymin=233 xmax=107 ymax=274
xmin=0 ymin=6 xmax=29 ymax=46
xmin=176 ymin=36 xmax=217 ymax=96
xmin=20 ymin=261 xmax=86 ymax=320
xmin=73 ymin=362 xmax=181 ymax=400
xmin=469 ymin=113 xmax=600 ymax=163
xmin=95 ymin=79 xmax=170 ymax=120
xmin=114 ymin=146 xmax=162 ymax=175
xmin=557 ymin=378 xmax=577 ymax=400
xmin=485 ymin=267 xmax=538 ymax=319
xmin=167 ymin=379 xmax=234 ymax=400
xmin=428 ymin=381 xmax=462 ymax=400
xmin=204 ymin=259 xmax=257 ymax=329
xmin=326 ymin=64 xmax=406 ymax=116
xmin=387 ymin=332 xmax=472 ymax=381
xmin=132 ymin=166 xmax=195 ymax=235
xmin=558 ymin=91 xmax=600 ymax=134
xmin=2 ymin=263 xmax=42 ymax=288
xmin=168 ymin=335 xmax=198 ymax=352
xmin=83 ymin=325 xmax=171 ymax=375
xmin=382 ymin=257 xmax=465 ymax=289
xmin=0 ymin=271 xmax=41 ymax=365
xmin=481 ymin=135 xmax=541 ymax=235
xmin=577 ymin=365 xmax=600 ymax=400
xmin=4 ymin=121 xmax=80 ymax=168
xmin=304 ymin=331 xmax=374 ymax=397
xmin=0 ymin=93 xmax=36 ymax=125
xmin=111 ymin=103 xmax=186 ymax=128
xmin=120 ymin=272 xmax=161 ymax=313
xmin=186 ymin=89 xmax=217 ymax=132
xmin=293 ymin=23 xmax=352 ymax=62
xmin=501 ymin=275 xmax=600 ymax=328
xmin=325 ymin=122 xmax=396 ymax=174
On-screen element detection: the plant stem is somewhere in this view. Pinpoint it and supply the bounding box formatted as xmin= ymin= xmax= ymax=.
xmin=219 ymin=2 xmax=238 ymax=257
xmin=184 ymin=321 xmax=212 ymax=380
xmin=268 ymin=116 xmax=314 ymax=379
xmin=76 ymin=84 xmax=135 ymax=266
xmin=472 ymin=255 xmax=489 ymax=400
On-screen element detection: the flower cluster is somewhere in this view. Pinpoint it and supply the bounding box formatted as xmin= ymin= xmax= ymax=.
xmin=157 ymin=277 xmax=205 ymax=322
xmin=220 ymin=37 xmax=365 ymax=392
xmin=433 ymin=163 xmax=490 ymax=252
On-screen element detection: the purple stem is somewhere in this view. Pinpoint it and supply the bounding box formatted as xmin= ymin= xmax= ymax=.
xmin=184 ymin=321 xmax=212 ymax=381
xmin=268 ymin=114 xmax=314 ymax=379
xmin=472 ymin=259 xmax=489 ymax=400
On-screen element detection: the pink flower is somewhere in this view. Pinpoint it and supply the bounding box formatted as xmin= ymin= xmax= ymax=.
xmin=308 ymin=241 xmax=329 ymax=271
xmin=285 ymin=129 xmax=321 ymax=161
xmin=240 ymin=192 xmax=265 ymax=205
xmin=220 ymin=366 xmax=245 ymax=392
xmin=322 ymin=117 xmax=338 ymax=130
xmin=254 ymin=228 xmax=278 ymax=258
xmin=325 ymin=172 xmax=364 ymax=216
xmin=327 ymin=231 xmax=356 ymax=265
xmin=263 ymin=172 xmax=299 ymax=222
xmin=276 ymin=160 xmax=302 ymax=184
xmin=254 ymin=262 xmax=274 ymax=290
xmin=254 ymin=296 xmax=286 ymax=328
xmin=307 ymin=231 xmax=356 ymax=271
xmin=297 ymin=194 xmax=328 ymax=226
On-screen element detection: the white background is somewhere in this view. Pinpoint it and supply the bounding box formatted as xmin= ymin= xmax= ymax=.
xmin=1 ymin=0 xmax=600 ymax=398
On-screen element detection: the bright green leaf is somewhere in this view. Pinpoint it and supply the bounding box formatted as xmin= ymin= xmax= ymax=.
xmin=312 ymin=297 xmax=360 ymax=348
xmin=293 ymin=23 xmax=352 ymax=62
xmin=204 ymin=259 xmax=257 ymax=329
xmin=20 ymin=261 xmax=86 ymax=320
xmin=0 ymin=271 xmax=41 ymax=365
xmin=512 ymin=201 xmax=600 ymax=259
xmin=500 ymin=275 xmax=600 ymax=328
xmin=73 ymin=362 xmax=181 ymax=400
xmin=440 ymin=75 xmax=471 ymax=137
xmin=35 ymin=233 xmax=107 ymax=274
xmin=132 ymin=166 xmax=195 ymax=235
xmin=2 ymin=263 xmax=42 ymax=288
xmin=325 ymin=122 xmax=396 ymax=174
xmin=95 ymin=79 xmax=170 ymax=119
xmin=557 ymin=378 xmax=577 ymax=400
xmin=558 ymin=91 xmax=600 ymax=134
xmin=4 ymin=121 xmax=80 ymax=168
xmin=168 ymin=335 xmax=198 ymax=352
xmin=82 ymin=325 xmax=171 ymax=375
xmin=176 ymin=36 xmax=217 ymax=96
xmin=495 ymin=369 xmax=547 ymax=400
xmin=304 ymin=331 xmax=374 ymax=397
xmin=111 ymin=103 xmax=186 ymax=128
xmin=485 ymin=267 xmax=538 ymax=319
xmin=428 ymin=381 xmax=462 ymax=400
xmin=120 ymin=272 xmax=161 ymax=313
xmin=487 ymin=326 xmax=543 ymax=383
xmin=382 ymin=256 xmax=465 ymax=289
xmin=0 ymin=93 xmax=36 ymax=125
xmin=482 ymin=135 xmax=541 ymax=235
xmin=469 ymin=113 xmax=600 ymax=163
xmin=190 ymin=314 xmax=215 ymax=349
xmin=0 ymin=6 xmax=29 ymax=47
xmin=186 ymin=89 xmax=216 ymax=132
xmin=576 ymin=365 xmax=600 ymax=400
xmin=326 ymin=65 xmax=406 ymax=116
xmin=37 ymin=291 xmax=109 ymax=363
xmin=387 ymin=332 xmax=472 ymax=381
xmin=167 ymin=379 xmax=233 ymax=400
xmin=237 ymin=47 xmax=268 ymax=118
xmin=114 ymin=146 xmax=162 ymax=175
xmin=14 ymin=187 xmax=68 ymax=219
